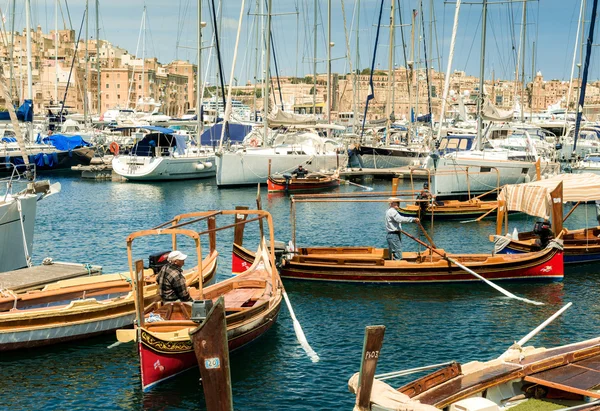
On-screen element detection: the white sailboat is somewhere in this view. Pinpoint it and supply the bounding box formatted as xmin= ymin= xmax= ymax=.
xmin=111 ymin=127 xmax=215 ymax=181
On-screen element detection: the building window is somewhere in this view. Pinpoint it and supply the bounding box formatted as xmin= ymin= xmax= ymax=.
xmin=106 ymin=84 xmax=109 ymax=88
xmin=106 ymin=73 xmax=109 ymax=78
xmin=139 ymin=85 xmax=142 ymax=89
xmin=117 ymin=94 xmax=121 ymax=99
xmin=117 ymin=84 xmax=120 ymax=89
xmin=139 ymin=75 xmax=142 ymax=80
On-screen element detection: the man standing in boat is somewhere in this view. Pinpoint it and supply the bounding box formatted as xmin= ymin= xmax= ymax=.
xmin=156 ymin=251 xmax=192 ymax=302
xmin=386 ymin=198 xmax=419 ymax=260
xmin=415 ymin=182 xmax=433 ymax=217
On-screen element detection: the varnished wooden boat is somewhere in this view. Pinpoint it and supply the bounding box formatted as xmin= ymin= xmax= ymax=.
xmin=116 ymin=210 xmax=283 ymax=391
xmin=493 ymin=173 xmax=600 ymax=264
xmin=276 ymin=244 xmax=563 ymax=283
xmin=267 ymin=173 xmax=339 ymax=192
xmin=349 ymin=324 xmax=600 ymax=411
xmin=0 ymin=251 xmax=217 ymax=351
xmin=496 ymin=226 xmax=600 ymax=264
xmin=397 ymin=199 xmax=500 ymax=221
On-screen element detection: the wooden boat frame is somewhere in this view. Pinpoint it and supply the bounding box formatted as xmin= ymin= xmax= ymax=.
xmin=120 ymin=209 xmax=283 ymax=391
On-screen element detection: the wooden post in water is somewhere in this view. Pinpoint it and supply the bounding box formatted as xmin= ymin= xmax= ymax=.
xmin=256 ymin=184 xmax=264 ymax=238
xmin=355 ymin=325 xmax=386 ymax=411
xmin=268 ymin=159 xmax=272 ymax=178
xmin=550 ymin=182 xmax=564 ymax=236
xmin=233 ymin=206 xmax=249 ymax=247
xmin=391 ymin=178 xmax=399 ymax=195
xmin=208 ymin=217 xmax=216 ymax=253
xmin=190 ymin=296 xmax=233 ymax=411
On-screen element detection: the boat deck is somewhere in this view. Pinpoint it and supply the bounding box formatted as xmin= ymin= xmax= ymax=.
xmin=339 ymin=167 xmax=429 ymax=180
xmin=0 ymin=262 xmax=102 ymax=292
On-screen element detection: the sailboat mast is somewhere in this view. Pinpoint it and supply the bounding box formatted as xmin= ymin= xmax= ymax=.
xmin=96 ymin=0 xmax=100 ymax=115
xmin=9 ymin=0 xmax=15 ymax=101
xmin=476 ymin=0 xmax=488 ymax=148
xmin=197 ymin=0 xmax=203 ymax=144
xmin=327 ymin=0 xmax=331 ymax=131
xmin=141 ymin=6 xmax=146 ymax=107
xmin=519 ymin=0 xmax=527 ymax=123
xmin=263 ymin=0 xmax=272 ymax=137
xmin=84 ymin=0 xmax=89 ymax=126
xmin=25 ymin=0 xmax=33 ymax=101
xmin=55 ymin=0 xmax=58 ymax=102
xmin=573 ymin=0 xmax=598 ymax=154
xmin=385 ymin=0 xmax=395 ymax=144
xmin=253 ymin=0 xmax=259 ymax=121
xmin=312 ymin=0 xmax=317 ymax=115
xmin=353 ymin=0 xmax=360 ymax=132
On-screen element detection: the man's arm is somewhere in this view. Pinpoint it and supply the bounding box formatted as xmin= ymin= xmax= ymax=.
xmin=392 ymin=211 xmax=419 ymax=224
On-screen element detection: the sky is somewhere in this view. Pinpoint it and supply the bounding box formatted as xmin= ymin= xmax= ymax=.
xmin=11 ymin=0 xmax=599 ymax=86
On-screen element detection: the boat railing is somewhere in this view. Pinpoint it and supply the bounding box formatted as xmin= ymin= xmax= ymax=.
xmin=1 ymin=162 xmax=36 ymax=202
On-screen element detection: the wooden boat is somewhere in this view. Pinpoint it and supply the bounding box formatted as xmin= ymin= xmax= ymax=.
xmin=349 ymin=311 xmax=600 ymax=411
xmin=397 ymin=199 xmax=499 ymax=221
xmin=267 ymin=173 xmax=340 ymax=192
xmin=493 ymin=173 xmax=600 ymax=264
xmin=0 ymin=250 xmax=217 ymax=351
xmin=116 ymin=209 xmax=283 ymax=391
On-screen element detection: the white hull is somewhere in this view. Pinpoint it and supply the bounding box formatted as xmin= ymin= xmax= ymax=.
xmin=0 ymin=312 xmax=136 ymax=349
xmin=112 ymin=155 xmax=216 ymax=181
xmin=216 ymin=149 xmax=340 ymax=186
xmin=0 ymin=195 xmax=37 ymax=273
xmin=426 ymin=153 xmax=558 ymax=197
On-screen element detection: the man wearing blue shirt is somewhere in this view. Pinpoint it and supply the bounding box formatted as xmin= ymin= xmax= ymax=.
xmin=386 ymin=197 xmax=419 ymax=260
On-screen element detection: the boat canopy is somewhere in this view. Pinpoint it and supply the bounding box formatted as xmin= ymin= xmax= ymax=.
xmin=113 ymin=125 xmax=174 ymax=135
xmin=131 ymin=133 xmax=186 ymax=156
xmin=481 ymin=98 xmax=512 ymax=122
xmin=200 ymin=123 xmax=252 ymax=146
xmin=499 ymin=173 xmax=600 ymax=219
xmin=0 ymin=100 xmax=33 ymax=122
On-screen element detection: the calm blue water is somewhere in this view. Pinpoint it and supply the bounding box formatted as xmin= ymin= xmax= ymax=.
xmin=2 ymin=174 xmax=599 ymax=410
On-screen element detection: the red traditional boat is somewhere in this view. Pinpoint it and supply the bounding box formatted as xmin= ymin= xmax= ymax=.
xmin=116 ymin=209 xmax=283 ymax=391
xmin=267 ymin=173 xmax=339 ymax=192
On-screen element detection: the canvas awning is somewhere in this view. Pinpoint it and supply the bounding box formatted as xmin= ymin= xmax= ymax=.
xmin=499 ymin=173 xmax=600 ymax=219
xmin=481 ymin=97 xmax=513 ymax=122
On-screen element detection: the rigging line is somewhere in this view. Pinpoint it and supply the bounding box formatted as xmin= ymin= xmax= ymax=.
xmin=360 ymin=0 xmax=385 ymax=142
xmin=397 ymin=0 xmax=411 ymax=103
xmin=420 ymin=0 xmax=433 ymax=123
xmin=337 ymin=0 xmax=354 ymax=108
xmin=488 ymin=13 xmax=509 ymax=80
xmin=462 ymin=6 xmax=481 ymax=73
xmin=58 ymin=8 xmax=85 ymax=120
xmin=209 ymin=0 xmax=227 ymax=123
xmin=63 ymin=0 xmax=72 ymax=29
xmin=507 ymin=0 xmax=517 ymax=71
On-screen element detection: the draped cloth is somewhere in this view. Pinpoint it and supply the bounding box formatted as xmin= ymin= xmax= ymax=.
xmin=499 ymin=173 xmax=600 ymax=219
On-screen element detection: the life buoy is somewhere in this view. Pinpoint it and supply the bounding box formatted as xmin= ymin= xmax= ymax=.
xmin=249 ymin=138 xmax=259 ymax=147
xmin=109 ymin=142 xmax=120 ymax=155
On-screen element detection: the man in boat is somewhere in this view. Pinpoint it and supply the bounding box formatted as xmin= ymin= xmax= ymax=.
xmin=291 ymin=165 xmax=309 ymax=179
xmin=386 ymin=197 xmax=420 ymax=260
xmin=156 ymin=251 xmax=192 ymax=303
xmin=415 ymin=182 xmax=433 ymax=216
xmin=347 ymin=143 xmax=364 ymax=171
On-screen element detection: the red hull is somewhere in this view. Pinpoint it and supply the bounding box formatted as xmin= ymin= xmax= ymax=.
xmin=267 ymin=176 xmax=339 ymax=192
xmin=139 ymin=302 xmax=281 ymax=391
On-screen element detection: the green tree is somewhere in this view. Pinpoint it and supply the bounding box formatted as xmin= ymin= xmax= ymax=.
xmin=360 ymin=68 xmax=371 ymax=75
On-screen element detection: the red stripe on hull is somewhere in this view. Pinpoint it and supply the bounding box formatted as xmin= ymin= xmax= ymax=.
xmin=139 ymin=304 xmax=281 ymax=391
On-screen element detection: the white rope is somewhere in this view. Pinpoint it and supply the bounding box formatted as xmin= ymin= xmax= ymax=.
xmin=282 ymin=290 xmax=319 ymax=362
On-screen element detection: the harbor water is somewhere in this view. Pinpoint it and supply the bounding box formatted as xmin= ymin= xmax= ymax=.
xmin=1 ymin=175 xmax=599 ymax=410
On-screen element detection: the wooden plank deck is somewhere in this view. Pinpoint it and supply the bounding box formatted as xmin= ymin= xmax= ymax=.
xmin=339 ymin=167 xmax=430 ymax=180
xmin=0 ymin=262 xmax=103 ymax=292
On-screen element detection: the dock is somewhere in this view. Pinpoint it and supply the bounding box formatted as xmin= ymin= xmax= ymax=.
xmin=72 ymin=155 xmax=116 ymax=180
xmin=0 ymin=262 xmax=102 ymax=292
xmin=339 ymin=167 xmax=430 ymax=180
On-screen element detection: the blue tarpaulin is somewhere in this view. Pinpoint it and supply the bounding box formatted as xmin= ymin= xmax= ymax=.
xmin=0 ymin=100 xmax=33 ymax=122
xmin=113 ymin=125 xmax=174 ymax=135
xmin=1 ymin=137 xmax=17 ymax=143
xmin=174 ymin=134 xmax=186 ymax=155
xmin=416 ymin=113 xmax=432 ymax=123
xmin=42 ymin=134 xmax=91 ymax=151
xmin=200 ymin=123 xmax=252 ymax=146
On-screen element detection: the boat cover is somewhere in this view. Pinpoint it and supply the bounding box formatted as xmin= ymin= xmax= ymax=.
xmin=42 ymin=135 xmax=91 ymax=151
xmin=267 ymin=105 xmax=317 ymax=127
xmin=200 ymin=123 xmax=252 ymax=146
xmin=499 ymin=173 xmax=600 ymax=219
xmin=0 ymin=100 xmax=33 ymax=122
xmin=481 ymin=98 xmax=512 ymax=122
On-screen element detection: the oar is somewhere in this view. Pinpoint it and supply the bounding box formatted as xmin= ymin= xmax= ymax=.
xmin=460 ymin=206 xmax=498 ymax=224
xmin=416 ymin=221 xmax=437 ymax=249
xmin=282 ymin=290 xmax=320 ymax=362
xmin=399 ymin=229 xmax=544 ymax=306
xmin=314 ymin=170 xmax=374 ymax=191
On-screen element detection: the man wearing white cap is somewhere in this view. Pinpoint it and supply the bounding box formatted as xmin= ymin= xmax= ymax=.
xmin=156 ymin=250 xmax=192 ymax=302
xmin=386 ymin=198 xmax=419 ymax=260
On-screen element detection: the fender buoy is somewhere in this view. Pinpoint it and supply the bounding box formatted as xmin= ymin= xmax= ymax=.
xmin=109 ymin=142 xmax=120 ymax=155
xmin=249 ymin=138 xmax=259 ymax=147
